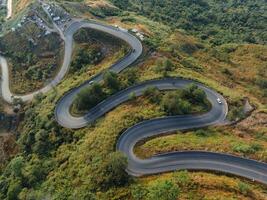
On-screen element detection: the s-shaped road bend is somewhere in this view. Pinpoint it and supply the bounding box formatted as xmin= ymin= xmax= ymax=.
xmin=55 ymin=21 xmax=267 ymax=185
xmin=1 ymin=19 xmax=266 ymax=184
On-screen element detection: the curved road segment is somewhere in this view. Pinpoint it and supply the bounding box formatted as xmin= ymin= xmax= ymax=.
xmin=0 ymin=20 xmax=142 ymax=103
xmin=56 ymin=77 xmax=267 ymax=184
xmin=1 ymin=18 xmax=266 ymax=184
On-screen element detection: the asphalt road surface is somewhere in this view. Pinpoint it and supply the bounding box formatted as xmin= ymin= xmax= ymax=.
xmin=1 ymin=18 xmax=266 ymax=184
xmin=0 ymin=20 xmax=142 ymax=103
xmin=55 ymin=22 xmax=267 ymax=185
xmin=56 ymin=77 xmax=267 ymax=184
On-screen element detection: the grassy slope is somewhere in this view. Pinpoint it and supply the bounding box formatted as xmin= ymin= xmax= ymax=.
xmin=0 ymin=0 xmax=266 ymax=199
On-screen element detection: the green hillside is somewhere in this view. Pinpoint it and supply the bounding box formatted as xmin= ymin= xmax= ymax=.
xmin=0 ymin=0 xmax=266 ymax=199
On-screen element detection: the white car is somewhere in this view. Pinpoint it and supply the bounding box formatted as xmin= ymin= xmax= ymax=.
xmin=217 ymin=98 xmax=222 ymax=104
xmin=89 ymin=81 xmax=94 ymax=85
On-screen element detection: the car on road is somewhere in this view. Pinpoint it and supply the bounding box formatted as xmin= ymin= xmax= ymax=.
xmin=217 ymin=98 xmax=222 ymax=104
xmin=89 ymin=81 xmax=94 ymax=85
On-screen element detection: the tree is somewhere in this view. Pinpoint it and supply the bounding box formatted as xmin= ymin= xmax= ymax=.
xmin=147 ymin=180 xmax=180 ymax=200
xmin=33 ymin=129 xmax=51 ymax=156
xmin=181 ymin=84 xmax=207 ymax=105
xmin=93 ymin=151 xmax=129 ymax=189
xmin=103 ymin=151 xmax=129 ymax=187
xmin=143 ymin=86 xmax=161 ymax=103
xmin=7 ymin=156 xmax=25 ymax=178
xmin=73 ymin=83 xmax=106 ymax=111
xmin=103 ymin=71 xmax=121 ymax=92
xmin=121 ymin=68 xmax=138 ymax=86
xmin=7 ymin=178 xmax=22 ymax=200
xmin=161 ymin=91 xmax=191 ymax=115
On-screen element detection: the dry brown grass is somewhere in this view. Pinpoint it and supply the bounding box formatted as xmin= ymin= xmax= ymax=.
xmin=85 ymin=0 xmax=116 ymax=8
xmin=13 ymin=0 xmax=33 ymax=15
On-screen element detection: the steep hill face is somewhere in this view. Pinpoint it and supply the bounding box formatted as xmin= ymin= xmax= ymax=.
xmin=111 ymin=0 xmax=267 ymax=45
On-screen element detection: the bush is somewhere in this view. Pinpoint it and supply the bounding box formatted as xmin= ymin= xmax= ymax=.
xmin=181 ymin=84 xmax=207 ymax=105
xmin=103 ymin=71 xmax=121 ymax=92
xmin=154 ymin=58 xmax=174 ymax=75
xmin=232 ymin=143 xmax=262 ymax=155
xmin=147 ymin=180 xmax=180 ymax=200
xmin=91 ymin=151 xmax=129 ymax=189
xmin=131 ymin=185 xmax=147 ymax=200
xmin=71 ymin=47 xmax=102 ymax=73
xmin=228 ymin=107 xmax=244 ymax=121
xmin=172 ymin=170 xmax=191 ymax=187
xmin=129 ymin=92 xmax=137 ymax=101
xmin=143 ymin=86 xmax=161 ymax=103
xmin=238 ymin=182 xmax=251 ymax=195
xmin=161 ymin=91 xmax=191 ymax=115
xmin=73 ymin=83 xmax=106 ymax=111
xmin=195 ymin=129 xmax=209 ymax=137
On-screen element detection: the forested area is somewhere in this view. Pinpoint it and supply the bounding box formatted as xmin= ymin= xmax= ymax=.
xmin=111 ymin=0 xmax=267 ymax=45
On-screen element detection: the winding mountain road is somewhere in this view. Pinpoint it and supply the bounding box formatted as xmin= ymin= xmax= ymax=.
xmin=1 ymin=19 xmax=266 ymax=184
xmin=0 ymin=20 xmax=142 ymax=103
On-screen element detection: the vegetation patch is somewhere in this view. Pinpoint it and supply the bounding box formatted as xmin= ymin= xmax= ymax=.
xmin=0 ymin=22 xmax=63 ymax=94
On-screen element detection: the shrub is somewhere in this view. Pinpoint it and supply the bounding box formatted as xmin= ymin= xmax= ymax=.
xmin=172 ymin=170 xmax=191 ymax=187
xmin=161 ymin=92 xmax=191 ymax=115
xmin=73 ymin=83 xmax=106 ymax=111
xmin=103 ymin=71 xmax=121 ymax=92
xmin=147 ymin=180 xmax=180 ymax=200
xmin=238 ymin=182 xmax=251 ymax=195
xmin=232 ymin=143 xmax=262 ymax=155
xmin=143 ymin=86 xmax=161 ymax=103
xmin=91 ymin=151 xmax=129 ymax=189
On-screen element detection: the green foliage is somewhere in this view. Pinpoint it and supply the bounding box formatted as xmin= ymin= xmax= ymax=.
xmin=233 ymin=143 xmax=263 ymax=155
xmin=91 ymin=151 xmax=129 ymax=189
xmin=143 ymin=86 xmax=161 ymax=104
xmin=159 ymin=84 xmax=208 ymax=115
xmin=120 ymin=68 xmax=139 ymax=87
xmin=228 ymin=107 xmax=244 ymax=121
xmin=71 ymin=46 xmax=103 ymax=73
xmin=181 ymin=57 xmax=203 ymax=72
xmin=147 ymin=180 xmax=180 ymax=200
xmin=6 ymin=156 xmax=25 ymax=178
xmin=73 ymin=83 xmax=106 ymax=112
xmin=0 ymin=154 xmax=54 ymax=200
xmin=238 ymin=182 xmax=251 ymax=195
xmin=172 ymin=170 xmax=192 ymax=187
xmin=255 ymin=77 xmax=267 ymax=89
xmin=7 ymin=178 xmax=22 ymax=200
xmin=129 ymin=92 xmax=137 ymax=101
xmin=181 ymin=84 xmax=207 ymax=105
xmin=154 ymin=58 xmax=175 ymax=76
xmin=195 ymin=129 xmax=209 ymax=137
xmin=131 ymin=184 xmax=148 ymax=200
xmin=161 ymin=91 xmax=192 ymax=115
xmin=103 ymin=71 xmax=121 ymax=92
xmin=110 ymin=0 xmax=267 ymax=45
